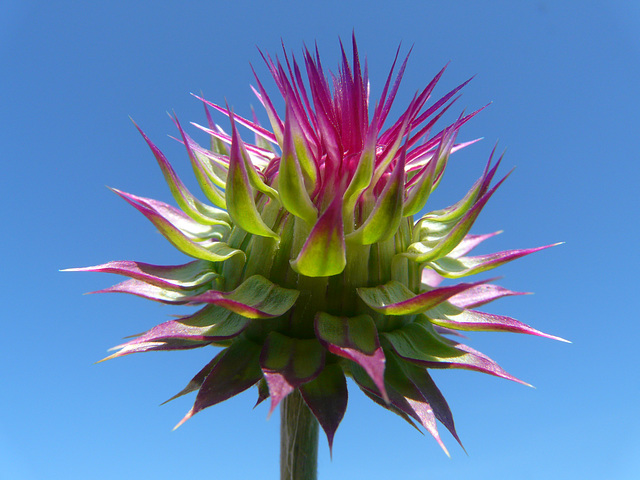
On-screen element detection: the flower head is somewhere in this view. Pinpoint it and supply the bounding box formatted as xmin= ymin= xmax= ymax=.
xmin=68 ymin=36 xmax=564 ymax=454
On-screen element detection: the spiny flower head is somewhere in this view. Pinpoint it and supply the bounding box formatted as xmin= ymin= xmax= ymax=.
xmin=68 ymin=36 xmax=564 ymax=454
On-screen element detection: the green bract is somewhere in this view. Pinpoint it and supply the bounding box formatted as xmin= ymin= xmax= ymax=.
xmin=67 ymin=37 xmax=565 ymax=454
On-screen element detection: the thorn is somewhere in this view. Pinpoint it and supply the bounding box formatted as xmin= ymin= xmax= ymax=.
xmin=160 ymin=391 xmax=182 ymax=406
xmin=267 ymin=399 xmax=278 ymax=420
xmin=94 ymin=353 xmax=117 ymax=364
xmin=173 ymin=408 xmax=194 ymax=431
xmin=547 ymin=333 xmax=572 ymax=344
xmin=441 ymin=442 xmax=451 ymax=458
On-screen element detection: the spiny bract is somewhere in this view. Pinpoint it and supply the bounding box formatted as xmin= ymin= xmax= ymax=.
xmin=68 ymin=36 xmax=564 ymax=454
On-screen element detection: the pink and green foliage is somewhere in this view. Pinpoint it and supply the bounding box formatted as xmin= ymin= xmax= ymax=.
xmin=67 ymin=35 xmax=565 ymax=453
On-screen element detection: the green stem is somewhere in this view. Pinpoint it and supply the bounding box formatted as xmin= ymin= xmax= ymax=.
xmin=280 ymin=390 xmax=319 ymax=480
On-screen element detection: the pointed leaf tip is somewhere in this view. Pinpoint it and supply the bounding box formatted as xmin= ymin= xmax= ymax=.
xmin=384 ymin=318 xmax=528 ymax=385
xmin=426 ymin=302 xmax=570 ymax=343
xmin=173 ymin=408 xmax=194 ymax=431
xmin=300 ymin=364 xmax=348 ymax=451
xmin=94 ymin=354 xmax=116 ymax=364
xmin=429 ymin=243 xmax=559 ymax=279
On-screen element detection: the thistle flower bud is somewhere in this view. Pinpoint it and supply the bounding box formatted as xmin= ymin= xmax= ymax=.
xmin=68 ymin=36 xmax=565 ymax=454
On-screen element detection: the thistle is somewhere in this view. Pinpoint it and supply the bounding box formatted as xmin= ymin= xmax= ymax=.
xmin=68 ymin=36 xmax=564 ymax=475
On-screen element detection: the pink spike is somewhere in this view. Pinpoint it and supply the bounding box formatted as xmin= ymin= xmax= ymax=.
xmin=449 ymin=231 xmax=503 ymax=258
xmin=173 ymin=407 xmax=195 ymax=431
xmin=439 ymin=308 xmax=570 ymax=342
xmin=89 ymin=279 xmax=195 ymax=304
xmin=63 ymin=260 xmax=212 ymax=290
xmin=449 ymin=283 xmax=530 ymax=308
xmin=405 ymin=398 xmax=450 ymax=456
xmin=421 ymin=268 xmax=444 ymax=287
xmin=436 ymin=243 xmax=563 ymax=279
xmin=378 ymin=46 xmax=412 ymax=128
xmin=189 ymin=121 xmax=273 ymax=161
xmin=192 ymin=94 xmax=277 ymax=145
xmin=451 ymin=342 xmax=532 ymax=386
xmin=263 ymin=373 xmax=295 ymax=417
xmin=406 ymin=104 xmax=489 ymax=166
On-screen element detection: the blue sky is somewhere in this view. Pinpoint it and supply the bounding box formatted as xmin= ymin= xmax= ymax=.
xmin=2 ymin=1 xmax=639 ymax=479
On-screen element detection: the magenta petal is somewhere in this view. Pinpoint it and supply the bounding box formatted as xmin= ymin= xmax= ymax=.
xmin=250 ymin=74 xmax=284 ymax=144
xmin=404 ymin=95 xmax=458 ymax=156
xmin=403 ymin=124 xmax=451 ymax=217
xmin=408 ymin=77 xmax=473 ymax=139
xmin=190 ymin=120 xmax=272 ymax=162
xmin=264 ymin=50 xmax=319 ymax=153
xmin=405 ymin=107 xmax=482 ymax=167
xmin=339 ymin=348 xmax=386 ymax=397
xmin=376 ymin=48 xmax=411 ymax=129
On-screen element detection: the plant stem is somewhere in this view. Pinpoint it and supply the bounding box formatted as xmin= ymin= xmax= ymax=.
xmin=280 ymin=389 xmax=319 ymax=480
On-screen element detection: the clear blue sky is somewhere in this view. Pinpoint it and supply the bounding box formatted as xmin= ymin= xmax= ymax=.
xmin=2 ymin=1 xmax=638 ymax=479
